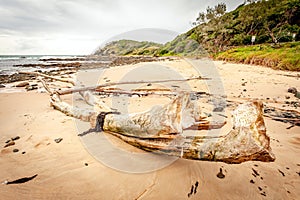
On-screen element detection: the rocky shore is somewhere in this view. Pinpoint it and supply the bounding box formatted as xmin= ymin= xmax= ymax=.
xmin=0 ymin=56 xmax=176 ymax=85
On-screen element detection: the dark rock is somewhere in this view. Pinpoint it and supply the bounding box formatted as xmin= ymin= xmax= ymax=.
xmin=13 ymin=149 xmax=19 ymax=153
xmin=14 ymin=62 xmax=81 ymax=69
xmin=54 ymin=138 xmax=63 ymax=143
xmin=11 ymin=136 xmax=20 ymax=141
xmin=243 ymin=89 xmax=247 ymax=92
xmin=291 ymin=101 xmax=299 ymax=108
xmin=213 ymin=107 xmax=224 ymax=112
xmin=0 ymin=84 xmax=5 ymax=88
xmin=85 ymin=163 xmax=88 ymax=166
xmin=0 ymin=73 xmax=34 ymax=84
xmin=147 ymin=83 xmax=152 ymax=87
xmin=250 ymin=180 xmax=255 ymax=184
xmin=5 ymin=139 xmax=11 ymax=144
xmin=16 ymin=81 xmax=29 ymax=87
xmin=204 ymin=112 xmax=212 ymax=117
xmin=288 ymin=87 xmax=297 ymax=94
xmin=22 ymin=151 xmax=26 ymax=154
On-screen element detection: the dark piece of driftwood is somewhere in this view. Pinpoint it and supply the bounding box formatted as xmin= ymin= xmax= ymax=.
xmin=264 ymin=106 xmax=300 ymax=128
xmin=78 ymin=111 xmax=121 ymax=136
xmin=28 ymin=71 xmax=275 ymax=163
xmin=3 ymin=174 xmax=38 ymax=185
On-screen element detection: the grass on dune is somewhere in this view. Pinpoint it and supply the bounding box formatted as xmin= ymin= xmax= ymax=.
xmin=214 ymin=42 xmax=300 ymax=71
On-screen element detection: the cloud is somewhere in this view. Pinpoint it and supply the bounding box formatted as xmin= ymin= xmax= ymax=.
xmin=0 ymin=0 xmax=244 ymax=54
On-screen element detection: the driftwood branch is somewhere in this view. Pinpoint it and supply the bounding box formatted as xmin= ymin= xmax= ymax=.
xmin=21 ymin=71 xmax=111 ymax=111
xmin=57 ymin=76 xmax=208 ymax=95
xmin=33 ymin=71 xmax=275 ymax=163
xmin=94 ymin=88 xmax=209 ymax=98
xmin=38 ymin=78 xmax=52 ymax=94
xmin=19 ymin=71 xmax=75 ymax=85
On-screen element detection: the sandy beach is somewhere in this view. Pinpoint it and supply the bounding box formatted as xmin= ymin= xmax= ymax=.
xmin=0 ymin=59 xmax=299 ymax=199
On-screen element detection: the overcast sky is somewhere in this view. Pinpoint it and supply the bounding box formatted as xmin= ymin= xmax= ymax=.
xmin=0 ymin=0 xmax=244 ymax=55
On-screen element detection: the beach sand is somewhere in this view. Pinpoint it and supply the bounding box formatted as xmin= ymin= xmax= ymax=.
xmin=0 ymin=59 xmax=299 ymax=199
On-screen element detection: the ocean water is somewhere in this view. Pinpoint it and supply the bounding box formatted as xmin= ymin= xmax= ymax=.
xmin=0 ymin=55 xmax=83 ymax=75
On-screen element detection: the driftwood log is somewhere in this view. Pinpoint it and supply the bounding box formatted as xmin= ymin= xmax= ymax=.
xmin=23 ymin=71 xmax=275 ymax=163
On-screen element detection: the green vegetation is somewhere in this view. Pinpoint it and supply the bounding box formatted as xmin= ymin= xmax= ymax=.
xmin=94 ymin=40 xmax=162 ymax=56
xmin=191 ymin=0 xmax=300 ymax=52
xmin=155 ymin=34 xmax=207 ymax=57
xmin=214 ymin=42 xmax=300 ymax=71
xmin=94 ymin=0 xmax=300 ymax=70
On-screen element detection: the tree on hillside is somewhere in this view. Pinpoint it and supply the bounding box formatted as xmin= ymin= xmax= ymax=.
xmin=194 ymin=3 xmax=227 ymax=25
xmin=263 ymin=0 xmax=300 ymax=43
xmin=192 ymin=3 xmax=230 ymax=53
xmin=188 ymin=0 xmax=299 ymax=54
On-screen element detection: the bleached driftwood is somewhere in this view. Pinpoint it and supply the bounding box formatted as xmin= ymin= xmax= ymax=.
xmin=57 ymin=76 xmax=209 ymax=95
xmin=49 ymin=89 xmax=275 ymax=163
xmin=99 ymin=101 xmax=275 ymax=163
xmin=26 ymin=71 xmax=275 ymax=163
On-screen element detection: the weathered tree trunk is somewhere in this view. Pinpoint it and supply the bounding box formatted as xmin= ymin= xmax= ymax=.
xmin=49 ymin=90 xmax=275 ymax=163
xmin=101 ymin=101 xmax=275 ymax=163
xmin=26 ymin=71 xmax=275 ymax=163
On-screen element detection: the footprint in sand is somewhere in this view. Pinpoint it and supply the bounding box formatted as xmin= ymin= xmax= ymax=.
xmin=250 ymin=166 xmax=268 ymax=197
xmin=34 ymin=139 xmax=51 ymax=148
xmin=216 ymin=168 xmax=225 ymax=179
xmin=278 ymin=169 xmax=285 ymax=177
xmin=187 ymin=181 xmax=200 ymax=198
